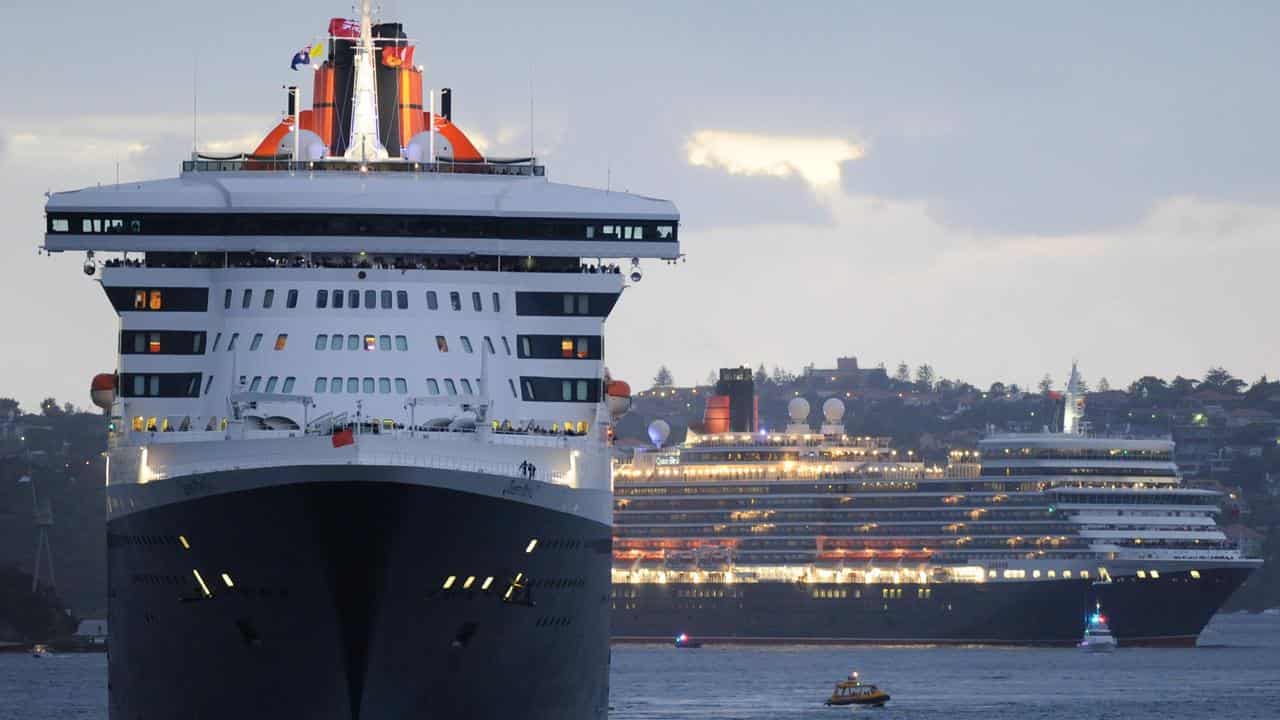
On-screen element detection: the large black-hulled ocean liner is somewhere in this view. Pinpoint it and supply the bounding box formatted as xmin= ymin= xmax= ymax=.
xmin=43 ymin=5 xmax=678 ymax=717
xmin=612 ymin=366 xmax=1258 ymax=646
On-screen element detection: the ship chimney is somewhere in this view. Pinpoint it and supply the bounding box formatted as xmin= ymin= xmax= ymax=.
xmin=702 ymin=367 xmax=757 ymax=433
xmin=441 ymin=88 xmax=453 ymax=122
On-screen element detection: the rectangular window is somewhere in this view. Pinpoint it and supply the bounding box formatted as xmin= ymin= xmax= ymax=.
xmin=378 ymin=335 xmax=391 ymax=351
xmin=472 ymin=291 xmax=483 ymax=311
xmin=492 ymin=292 xmax=501 ymax=313
xmin=282 ymin=377 xmax=295 ymax=394
xmin=365 ymin=290 xmax=377 ymax=309
xmin=263 ymin=289 xmax=275 ymax=308
xmin=394 ymin=378 xmax=408 ymax=394
xmin=286 ymin=289 xmax=298 ymax=308
xmin=461 ymin=379 xmax=473 ymax=395
xmin=249 ymin=333 xmax=263 ymax=351
xmin=460 ymin=336 xmax=473 ymax=353
xmin=120 ymin=372 xmax=203 ymax=398
xmin=347 ymin=334 xmax=359 ymax=351
xmin=379 ymin=378 xmax=391 ymax=394
xmin=315 ymin=334 xmax=327 ymax=350
xmin=381 ymin=290 xmax=392 ymax=309
xmin=515 ymin=291 xmax=618 ymax=317
xmin=316 ymin=289 xmax=328 ymax=308
xmin=249 ymin=376 xmax=262 ymax=392
xmin=347 ymin=377 xmax=359 ymax=394
xmin=444 ymin=379 xmax=458 ymax=396
xmin=105 ymin=287 xmax=208 ymax=312
xmin=315 ymin=377 xmax=327 ymax=393
xmin=348 ymin=290 xmax=359 ymax=308
xmin=330 ymin=377 xmax=342 ymax=393
xmin=50 ymin=218 xmax=69 ymax=232
xmin=517 ymin=334 xmax=603 ymax=360
xmin=483 ymin=336 xmax=495 ymax=355
xmin=264 ymin=377 xmax=279 ymax=394
xmin=519 ymin=377 xmax=601 ymax=403
xmin=330 ymin=334 xmax=343 ymax=351
xmin=120 ymin=330 xmax=208 ymax=355
xmin=364 ymin=335 xmax=377 ymax=351
xmin=274 ymin=334 xmax=288 ymax=351
xmin=395 ymin=335 xmax=408 ymax=351
xmin=332 ymin=289 xmax=344 ymax=308
xmin=449 ymin=291 xmax=461 ymax=311
xmin=363 ymin=377 xmax=375 ymax=394
xmin=561 ymin=338 xmax=574 ymax=358
xmin=396 ymin=290 xmax=408 ymax=309
xmin=427 ymin=379 xmax=440 ymax=395
xmin=224 ymin=289 xmax=232 ymax=309
xmin=227 ymin=333 xmax=239 ymax=351
xmin=426 ymin=291 xmax=438 ymax=310
xmin=242 ymin=289 xmax=252 ymax=309
xmin=436 ymin=336 xmax=449 ymax=352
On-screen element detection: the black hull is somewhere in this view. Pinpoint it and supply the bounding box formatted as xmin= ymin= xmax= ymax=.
xmin=611 ymin=567 xmax=1254 ymax=646
xmin=108 ymin=467 xmax=611 ymax=719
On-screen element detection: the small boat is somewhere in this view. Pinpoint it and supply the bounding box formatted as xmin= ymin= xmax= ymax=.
xmin=825 ymin=672 xmax=890 ymax=707
xmin=30 ymin=644 xmax=51 ymax=658
xmin=673 ymin=633 xmax=702 ymax=649
xmin=1078 ymin=604 xmax=1117 ymax=652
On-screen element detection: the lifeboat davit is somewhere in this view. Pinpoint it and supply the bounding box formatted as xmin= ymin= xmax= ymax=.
xmin=90 ymin=373 xmax=116 ymax=411
xmin=606 ymin=380 xmax=632 ymax=418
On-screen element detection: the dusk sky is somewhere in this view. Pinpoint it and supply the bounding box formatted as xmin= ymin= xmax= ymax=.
xmin=2 ymin=1 xmax=1278 ymax=409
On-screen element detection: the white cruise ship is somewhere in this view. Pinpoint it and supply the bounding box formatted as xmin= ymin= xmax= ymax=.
xmin=43 ymin=5 xmax=678 ymax=718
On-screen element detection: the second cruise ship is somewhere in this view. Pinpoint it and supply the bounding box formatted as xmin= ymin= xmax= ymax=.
xmin=612 ymin=366 xmax=1258 ymax=646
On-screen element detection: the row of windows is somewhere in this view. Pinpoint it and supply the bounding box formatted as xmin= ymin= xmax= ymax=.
xmin=105 ymin=287 xmax=209 ymax=313
xmin=121 ymin=331 xmax=207 ymax=355
xmin=521 ymin=377 xmax=602 ymax=403
xmin=223 ymin=288 xmax=302 ymax=310
xmin=240 ymin=376 xmax=298 ymax=394
xmin=51 ymin=212 xmax=677 ymax=244
xmin=424 ymin=290 xmax=501 ymax=313
xmin=517 ymin=335 xmax=602 ymax=360
xmin=313 ymin=289 xmax=412 ymax=310
xmin=312 ymin=377 xmax=411 ymax=395
xmin=315 ymin=334 xmax=410 ymax=352
xmin=120 ymin=373 xmax=202 ymax=398
xmin=434 ymin=335 xmax=507 ymax=355
xmin=209 ymin=332 xmax=288 ymax=352
xmin=515 ymin=292 xmax=618 ymax=317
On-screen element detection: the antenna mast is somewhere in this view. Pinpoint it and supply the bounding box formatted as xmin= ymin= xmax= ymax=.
xmin=344 ymin=0 xmax=389 ymax=161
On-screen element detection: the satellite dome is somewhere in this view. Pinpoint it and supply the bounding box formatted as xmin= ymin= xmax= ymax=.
xmin=788 ymin=397 xmax=810 ymax=423
xmin=647 ymin=419 xmax=671 ymax=448
xmin=822 ymin=398 xmax=846 ymax=423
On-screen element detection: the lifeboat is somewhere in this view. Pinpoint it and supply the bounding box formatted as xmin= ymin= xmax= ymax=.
xmin=90 ymin=373 xmax=116 ymax=411
xmin=825 ymin=672 xmax=890 ymax=707
xmin=606 ymin=380 xmax=632 ymax=418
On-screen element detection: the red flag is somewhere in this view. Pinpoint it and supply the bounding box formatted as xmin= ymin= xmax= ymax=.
xmin=381 ymin=45 xmax=414 ymax=68
xmin=329 ymin=18 xmax=359 ymax=38
xmin=332 ymin=429 xmax=355 ymax=448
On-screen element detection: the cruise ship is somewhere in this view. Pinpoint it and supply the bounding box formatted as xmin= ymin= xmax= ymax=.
xmin=43 ymin=6 xmax=678 ymax=719
xmin=611 ymin=366 xmax=1259 ymax=646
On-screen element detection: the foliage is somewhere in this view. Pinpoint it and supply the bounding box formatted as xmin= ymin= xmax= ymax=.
xmin=652 ymin=365 xmax=674 ymax=388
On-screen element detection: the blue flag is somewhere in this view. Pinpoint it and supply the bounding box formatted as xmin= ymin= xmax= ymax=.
xmin=290 ymin=49 xmax=308 ymax=71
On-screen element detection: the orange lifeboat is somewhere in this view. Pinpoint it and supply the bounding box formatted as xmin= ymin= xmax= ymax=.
xmin=606 ymin=380 xmax=632 ymax=418
xmin=90 ymin=373 xmax=116 ymax=411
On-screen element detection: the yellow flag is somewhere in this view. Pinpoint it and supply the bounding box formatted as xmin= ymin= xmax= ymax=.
xmin=309 ymin=43 xmax=325 ymax=61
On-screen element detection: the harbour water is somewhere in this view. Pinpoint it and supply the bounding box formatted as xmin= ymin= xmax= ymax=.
xmin=3 ymin=614 xmax=1278 ymax=720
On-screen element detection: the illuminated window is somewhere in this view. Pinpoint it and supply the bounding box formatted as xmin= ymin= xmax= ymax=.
xmin=179 ymin=535 xmax=190 ymax=550
xmin=443 ymin=575 xmax=456 ymax=589
xmin=576 ymin=338 xmax=589 ymax=359
xmin=1080 ymin=570 xmax=1089 ymax=579
xmin=241 ymin=289 xmax=252 ymax=309
xmin=436 ymin=336 xmax=449 ymax=352
xmin=1032 ymin=570 xmax=1041 ymax=578
xmin=363 ymin=377 xmax=375 ymax=394
xmin=379 ymin=377 xmax=391 ymax=394
xmin=444 ymin=379 xmax=457 ymax=396
xmin=577 ymin=421 xmax=588 ymax=434
xmin=395 ymin=335 xmax=408 ymax=351
xmin=132 ymin=416 xmax=144 ymax=431
xmin=1149 ymin=570 xmax=1160 ymax=579
xmin=221 ymin=573 xmax=235 ymax=588
xmin=1137 ymin=570 xmax=1146 ymax=579
xmin=192 ymin=569 xmax=212 ymax=597
xmin=449 ymin=291 xmax=461 ymax=311
xmin=526 ymin=539 xmax=538 ymax=553
xmin=461 ymin=337 xmax=473 ymax=353
xmin=263 ymin=289 xmax=274 ymax=308
xmin=481 ymin=576 xmax=494 ymax=590
xmin=249 ymin=333 xmax=263 ymax=351
xmin=274 ymin=334 xmax=288 ymax=350
xmin=1047 ymin=570 xmax=1056 ymax=578
xmin=379 ymin=335 xmax=391 ymax=351
xmin=1063 ymin=570 xmax=1072 ymax=578
xmin=426 ymin=290 xmax=438 ymax=310
xmin=561 ymin=338 xmax=574 ymax=358
xmin=463 ymin=576 xmax=476 ymax=589
xmin=149 ymin=290 xmax=163 ymax=310
xmin=133 ymin=290 xmax=147 ymax=309
xmin=364 ymin=335 xmax=377 ymax=351
xmin=472 ymin=291 xmax=483 ymax=311
xmin=426 ymin=379 xmax=440 ymax=395
xmin=147 ymin=334 xmax=162 ymax=353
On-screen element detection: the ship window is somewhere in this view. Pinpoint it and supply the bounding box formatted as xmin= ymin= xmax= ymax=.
xmin=657 ymin=225 xmax=674 ymax=239
xmin=316 ymin=289 xmax=328 ymax=308
xmin=483 ymin=336 xmax=495 ymax=355
xmin=461 ymin=336 xmax=473 ymax=353
xmin=509 ymin=379 xmax=518 ymax=398
xmin=148 ymin=290 xmax=162 ymax=310
xmin=436 ymin=336 xmax=449 ymax=352
xmin=427 ymin=379 xmax=440 ymax=395
xmin=286 ymin=289 xmax=298 ymax=308
xmin=562 ymin=294 xmax=573 ymax=314
xmin=364 ymin=335 xmax=377 ymax=351
xmin=365 ymin=290 xmax=377 ymax=309
xmin=561 ymin=338 xmax=573 ymax=358
xmin=363 ymin=377 xmax=375 ymax=393
xmin=1190 ymin=570 xmax=1201 ymax=579
xmin=562 ymin=381 xmax=572 ymax=401
xmin=523 ymin=380 xmax=535 ymax=400
xmin=249 ymin=333 xmax=263 ymax=351
xmin=395 ymin=335 xmax=408 ymax=351
xmin=347 ymin=377 xmax=359 ymax=394
xmin=315 ymin=335 xmax=327 ymax=350
xmin=224 ymin=289 xmax=232 ymax=309
xmin=379 ymin=335 xmax=391 ymax=351
xmin=274 ymin=334 xmax=287 ymax=350
xmin=378 ymin=290 xmax=390 ymax=308
xmin=348 ymin=290 xmax=359 ymax=308
xmin=325 ymin=334 xmax=339 ymax=350
xmin=521 ymin=337 xmax=532 ymax=357
xmin=492 ymin=292 xmax=501 ymax=312
xmin=212 ymin=333 xmax=222 ymax=352
xmin=314 ymin=378 xmax=326 ymax=393
xmin=1063 ymin=570 xmax=1072 ymax=578
xmin=395 ymin=378 xmax=407 ymax=394
xmin=330 ymin=377 xmax=342 ymax=393
xmin=502 ymin=337 xmax=511 ymax=355
xmin=50 ymin=218 xmax=69 ymax=232
xmin=426 ymin=291 xmax=438 ymax=310
xmin=472 ymin=291 xmax=483 ymax=311
xmin=461 ymin=379 xmax=473 ymax=395
xmin=263 ymin=289 xmax=275 ymax=308
xmin=576 ymin=338 xmax=589 ymax=359
xmin=379 ymin=378 xmax=391 ymax=394
xmin=332 ymin=289 xmax=344 ymax=308
xmin=347 ymin=334 xmax=359 ymax=351
xmin=444 ymin=379 xmax=457 ymax=396
xmin=204 ymin=375 xmax=215 ymax=395
xmin=249 ymin=376 xmax=262 ymax=392
xmin=282 ymin=377 xmax=295 ymax=393
xmin=577 ymin=380 xmax=589 ymax=400
xmin=264 ymin=377 xmax=278 ymax=393
xmin=450 ymin=291 xmax=461 ymax=311
xmin=242 ymin=289 xmax=252 ymax=309
xmin=396 ymin=290 xmax=408 ymax=309
xmin=227 ymin=333 xmax=239 ymax=351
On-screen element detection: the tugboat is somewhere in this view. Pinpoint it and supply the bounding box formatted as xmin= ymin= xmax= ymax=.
xmin=30 ymin=644 xmax=51 ymax=658
xmin=674 ymin=633 xmax=703 ymax=649
xmin=1078 ymin=604 xmax=1118 ymax=653
xmin=825 ymin=672 xmax=890 ymax=707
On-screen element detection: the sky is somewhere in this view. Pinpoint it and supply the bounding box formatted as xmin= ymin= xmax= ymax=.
xmin=1 ymin=1 xmax=1278 ymax=409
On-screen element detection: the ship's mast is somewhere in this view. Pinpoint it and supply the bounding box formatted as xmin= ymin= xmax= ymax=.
xmin=1063 ymin=360 xmax=1085 ymax=434
xmin=344 ymin=0 xmax=389 ymax=161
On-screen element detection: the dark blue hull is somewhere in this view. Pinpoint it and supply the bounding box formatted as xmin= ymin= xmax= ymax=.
xmin=611 ymin=566 xmax=1254 ymax=646
xmin=107 ymin=468 xmax=611 ymax=719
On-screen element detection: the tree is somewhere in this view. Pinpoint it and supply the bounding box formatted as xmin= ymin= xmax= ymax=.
xmin=0 ymin=397 xmax=19 ymax=417
xmin=39 ymin=397 xmax=64 ymax=417
xmin=653 ymin=365 xmax=674 ymax=388
xmin=1038 ymin=374 xmax=1054 ymax=395
xmin=62 ymin=402 xmax=77 ymax=415
xmin=1128 ymin=376 xmax=1168 ymax=401
xmin=1074 ymin=375 xmax=1089 ymax=393
xmin=914 ymin=364 xmax=935 ymax=391
xmin=988 ymin=381 xmax=1007 ymax=398
xmin=1008 ymin=383 xmax=1023 ymax=396
xmin=894 ymin=363 xmax=911 ymax=384
xmin=1169 ymin=375 xmax=1198 ymax=396
xmin=1097 ymin=377 xmax=1111 ymax=392
xmin=936 ymin=378 xmax=956 ymax=393
xmin=1203 ymin=367 xmax=1246 ymax=394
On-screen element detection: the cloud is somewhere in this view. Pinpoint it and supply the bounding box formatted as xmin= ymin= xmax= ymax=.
xmin=685 ymin=130 xmax=863 ymax=192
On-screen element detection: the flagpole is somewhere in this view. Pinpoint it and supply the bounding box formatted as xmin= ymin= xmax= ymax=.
xmin=429 ymin=89 xmax=436 ymax=165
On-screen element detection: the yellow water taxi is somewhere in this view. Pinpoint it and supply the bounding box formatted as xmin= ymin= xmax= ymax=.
xmin=825 ymin=672 xmax=889 ymax=707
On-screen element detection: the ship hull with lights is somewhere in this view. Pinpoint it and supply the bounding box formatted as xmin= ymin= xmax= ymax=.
xmin=107 ymin=465 xmax=612 ymax=719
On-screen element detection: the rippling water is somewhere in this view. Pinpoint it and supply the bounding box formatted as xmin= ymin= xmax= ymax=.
xmin=3 ymin=614 xmax=1278 ymax=720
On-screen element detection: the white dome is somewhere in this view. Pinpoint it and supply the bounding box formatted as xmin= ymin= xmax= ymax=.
xmin=788 ymin=397 xmax=810 ymax=423
xmin=647 ymin=419 xmax=671 ymax=448
xmin=822 ymin=398 xmax=846 ymax=423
